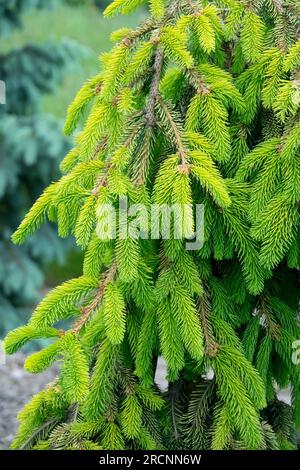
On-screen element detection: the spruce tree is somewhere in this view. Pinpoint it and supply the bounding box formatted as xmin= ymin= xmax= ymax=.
xmin=4 ymin=0 xmax=300 ymax=450
xmin=0 ymin=0 xmax=79 ymax=336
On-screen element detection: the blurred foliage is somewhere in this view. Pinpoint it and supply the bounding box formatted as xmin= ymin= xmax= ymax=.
xmin=0 ymin=0 xmax=82 ymax=338
xmin=45 ymin=250 xmax=83 ymax=287
xmin=0 ymin=0 xmax=59 ymax=36
xmin=0 ymin=3 xmax=144 ymax=118
xmin=93 ymin=0 xmax=111 ymax=10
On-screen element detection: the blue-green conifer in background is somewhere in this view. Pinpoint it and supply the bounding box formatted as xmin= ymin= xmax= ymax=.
xmin=0 ymin=0 xmax=79 ymax=336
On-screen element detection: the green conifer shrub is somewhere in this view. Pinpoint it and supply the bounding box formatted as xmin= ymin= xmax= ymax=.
xmin=4 ymin=0 xmax=300 ymax=450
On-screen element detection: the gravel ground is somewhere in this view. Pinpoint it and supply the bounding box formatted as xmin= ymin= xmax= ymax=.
xmin=0 ymin=353 xmax=58 ymax=450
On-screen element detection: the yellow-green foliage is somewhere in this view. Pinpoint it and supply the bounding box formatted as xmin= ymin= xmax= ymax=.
xmin=6 ymin=0 xmax=300 ymax=451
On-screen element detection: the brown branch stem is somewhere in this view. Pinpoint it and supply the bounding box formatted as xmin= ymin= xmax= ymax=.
xmin=158 ymin=96 xmax=189 ymax=171
xmin=198 ymin=293 xmax=220 ymax=357
xmin=73 ymin=262 xmax=117 ymax=334
xmin=145 ymin=47 xmax=165 ymax=127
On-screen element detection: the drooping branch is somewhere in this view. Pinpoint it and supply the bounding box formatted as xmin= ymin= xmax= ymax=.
xmin=121 ymin=17 xmax=157 ymax=46
xmin=158 ymin=96 xmax=189 ymax=171
xmin=91 ymin=135 xmax=108 ymax=160
xmin=19 ymin=418 xmax=59 ymax=451
xmin=145 ymin=47 xmax=165 ymax=128
xmin=91 ymin=163 xmax=112 ymax=196
xmin=198 ymin=292 xmax=220 ymax=358
xmin=144 ymin=0 xmax=182 ymax=126
xmin=73 ymin=262 xmax=117 ymax=334
xmin=257 ymin=295 xmax=281 ymax=340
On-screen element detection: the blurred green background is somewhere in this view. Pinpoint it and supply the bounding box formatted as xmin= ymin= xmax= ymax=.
xmin=0 ymin=0 xmax=143 ymax=341
xmin=1 ymin=1 xmax=143 ymax=118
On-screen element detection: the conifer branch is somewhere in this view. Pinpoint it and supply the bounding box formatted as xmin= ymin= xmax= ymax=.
xmin=186 ymin=0 xmax=199 ymax=14
xmin=145 ymin=48 xmax=165 ymax=128
xmin=121 ymin=17 xmax=157 ymax=45
xmin=198 ymin=293 xmax=220 ymax=358
xmin=188 ymin=67 xmax=211 ymax=95
xmin=123 ymin=114 xmax=146 ymax=147
xmin=20 ymin=418 xmax=59 ymax=450
xmin=158 ymin=96 xmax=189 ymax=171
xmin=91 ymin=113 xmax=144 ymax=195
xmin=91 ymin=163 xmax=112 ymax=196
xmin=257 ymin=295 xmax=281 ymax=340
xmin=145 ymin=0 xmax=183 ymax=128
xmin=73 ymin=263 xmax=117 ymax=334
xmin=65 ymin=403 xmax=80 ymax=424
xmin=270 ymin=0 xmax=285 ymax=14
xmin=91 ymin=136 xmax=108 ymax=160
xmin=168 ymin=379 xmax=184 ymax=441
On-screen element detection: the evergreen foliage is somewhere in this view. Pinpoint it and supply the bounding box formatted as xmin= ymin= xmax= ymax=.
xmin=0 ymin=0 xmax=81 ymax=336
xmin=5 ymin=0 xmax=300 ymax=450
